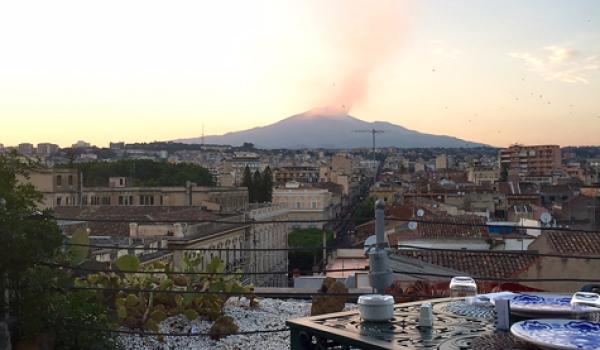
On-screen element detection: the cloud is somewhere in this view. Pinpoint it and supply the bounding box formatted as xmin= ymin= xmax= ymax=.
xmin=510 ymin=46 xmax=599 ymax=84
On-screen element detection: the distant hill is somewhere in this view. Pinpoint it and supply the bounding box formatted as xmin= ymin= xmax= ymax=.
xmin=177 ymin=107 xmax=487 ymax=149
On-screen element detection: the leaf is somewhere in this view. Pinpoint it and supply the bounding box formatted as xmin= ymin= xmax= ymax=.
xmin=183 ymin=294 xmax=194 ymax=306
xmin=115 ymin=255 xmax=140 ymax=272
xmin=125 ymin=294 xmax=139 ymax=307
xmin=150 ymin=309 xmax=167 ymax=323
xmin=117 ymin=304 xmax=127 ymax=319
xmin=146 ymin=319 xmax=160 ymax=333
xmin=69 ymin=227 xmax=90 ymax=265
xmin=183 ymin=309 xmax=199 ymax=321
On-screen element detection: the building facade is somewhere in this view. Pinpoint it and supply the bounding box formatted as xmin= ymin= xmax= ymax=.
xmin=272 ymin=181 xmax=333 ymax=229
xmin=499 ymin=145 xmax=561 ymax=179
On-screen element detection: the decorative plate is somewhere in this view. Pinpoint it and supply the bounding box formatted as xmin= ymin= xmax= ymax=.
xmin=506 ymin=293 xmax=595 ymax=317
xmin=511 ymin=319 xmax=600 ymax=350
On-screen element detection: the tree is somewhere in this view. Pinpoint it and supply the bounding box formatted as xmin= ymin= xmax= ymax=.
xmin=242 ymin=166 xmax=254 ymax=202
xmin=500 ymin=163 xmax=509 ymax=182
xmin=253 ymin=169 xmax=263 ymax=203
xmin=262 ymin=166 xmax=273 ymax=203
xmin=0 ymin=151 xmax=115 ymax=349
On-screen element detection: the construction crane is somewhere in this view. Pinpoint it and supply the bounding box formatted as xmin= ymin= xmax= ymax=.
xmin=354 ymin=129 xmax=385 ymax=160
xmin=355 ymin=129 xmax=385 ymax=185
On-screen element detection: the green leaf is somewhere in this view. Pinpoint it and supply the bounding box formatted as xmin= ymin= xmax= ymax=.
xmin=115 ymin=255 xmax=140 ymax=272
xmin=125 ymin=294 xmax=139 ymax=307
xmin=182 ymin=293 xmax=194 ymax=306
xmin=146 ymin=319 xmax=160 ymax=333
xmin=116 ymin=304 xmax=127 ymax=319
xmin=150 ymin=309 xmax=167 ymax=323
xmin=183 ymin=309 xmax=199 ymax=321
xmin=69 ymin=227 xmax=90 ymax=265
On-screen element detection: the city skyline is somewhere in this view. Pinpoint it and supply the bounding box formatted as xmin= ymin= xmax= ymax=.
xmin=1 ymin=0 xmax=600 ymax=147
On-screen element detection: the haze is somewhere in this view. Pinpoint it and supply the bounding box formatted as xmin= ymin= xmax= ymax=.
xmin=1 ymin=0 xmax=599 ymax=147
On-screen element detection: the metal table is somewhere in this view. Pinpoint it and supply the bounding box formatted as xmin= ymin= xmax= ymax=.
xmin=287 ymin=298 xmax=534 ymax=349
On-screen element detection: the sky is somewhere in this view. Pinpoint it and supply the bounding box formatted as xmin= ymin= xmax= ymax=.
xmin=1 ymin=0 xmax=599 ymax=148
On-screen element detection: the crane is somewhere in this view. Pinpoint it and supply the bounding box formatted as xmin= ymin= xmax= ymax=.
xmin=354 ymin=129 xmax=385 ymax=160
xmin=355 ymin=129 xmax=385 ymax=185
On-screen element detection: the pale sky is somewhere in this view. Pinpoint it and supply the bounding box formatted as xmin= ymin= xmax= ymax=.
xmin=1 ymin=0 xmax=599 ymax=148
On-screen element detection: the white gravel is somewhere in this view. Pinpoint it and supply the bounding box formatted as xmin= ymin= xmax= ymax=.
xmin=118 ymin=298 xmax=356 ymax=350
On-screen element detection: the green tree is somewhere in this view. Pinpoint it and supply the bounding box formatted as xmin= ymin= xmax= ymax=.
xmin=242 ymin=166 xmax=254 ymax=202
xmin=500 ymin=163 xmax=509 ymax=182
xmin=353 ymin=196 xmax=376 ymax=225
xmin=253 ymin=169 xmax=263 ymax=203
xmin=0 ymin=151 xmax=115 ymax=349
xmin=261 ymin=166 xmax=273 ymax=203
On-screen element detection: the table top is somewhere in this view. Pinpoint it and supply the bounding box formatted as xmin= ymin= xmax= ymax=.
xmin=287 ymin=297 xmax=535 ymax=349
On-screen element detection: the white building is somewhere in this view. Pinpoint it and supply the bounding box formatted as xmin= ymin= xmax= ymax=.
xmin=272 ymin=181 xmax=333 ymax=229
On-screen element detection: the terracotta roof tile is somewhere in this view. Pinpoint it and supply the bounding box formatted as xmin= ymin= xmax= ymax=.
xmin=394 ymin=250 xmax=539 ymax=278
xmin=545 ymin=230 xmax=600 ymax=255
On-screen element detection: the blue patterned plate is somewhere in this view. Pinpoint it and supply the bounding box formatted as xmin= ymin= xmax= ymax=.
xmin=505 ymin=293 xmax=595 ymax=317
xmin=511 ymin=319 xmax=600 ymax=350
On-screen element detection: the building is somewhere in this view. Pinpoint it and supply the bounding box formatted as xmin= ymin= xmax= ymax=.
xmin=220 ymin=152 xmax=262 ymax=186
xmin=72 ymin=140 xmax=91 ymax=149
xmin=19 ymin=168 xmax=81 ymax=208
xmin=435 ymin=154 xmax=448 ymax=170
xmin=18 ymin=143 xmax=34 ymax=155
xmin=21 ymin=169 xmax=248 ymax=212
xmin=36 ymin=143 xmax=59 ymax=156
xmin=499 ymin=145 xmax=561 ymax=179
xmin=109 ymin=142 xmax=125 ymax=150
xmin=272 ymin=181 xmax=333 ymax=229
xmin=246 ymin=204 xmax=291 ymax=287
xmin=467 ymin=167 xmax=498 ymax=185
xmin=274 ymin=165 xmax=319 ymax=184
xmin=331 ymin=154 xmax=352 ymax=175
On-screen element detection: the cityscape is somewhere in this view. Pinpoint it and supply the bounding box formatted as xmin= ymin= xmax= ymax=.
xmin=2 ymin=1 xmax=600 ymax=350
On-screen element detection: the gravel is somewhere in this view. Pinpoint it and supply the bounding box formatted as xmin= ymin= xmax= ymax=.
xmin=118 ymin=298 xmax=356 ymax=349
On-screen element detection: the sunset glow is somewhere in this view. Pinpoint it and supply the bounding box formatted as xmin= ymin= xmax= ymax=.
xmin=1 ymin=0 xmax=599 ymax=147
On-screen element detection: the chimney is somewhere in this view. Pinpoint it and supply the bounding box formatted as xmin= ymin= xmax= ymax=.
xmin=129 ymin=223 xmax=139 ymax=237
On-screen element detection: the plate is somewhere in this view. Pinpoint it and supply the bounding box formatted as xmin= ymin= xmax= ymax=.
xmin=511 ymin=319 xmax=600 ymax=350
xmin=504 ymin=293 xmax=595 ymax=318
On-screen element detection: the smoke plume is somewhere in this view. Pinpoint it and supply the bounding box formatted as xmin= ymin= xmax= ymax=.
xmin=311 ymin=0 xmax=413 ymax=113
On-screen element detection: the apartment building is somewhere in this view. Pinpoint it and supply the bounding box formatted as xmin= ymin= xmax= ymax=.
xmin=18 ymin=143 xmax=34 ymax=155
xmin=36 ymin=143 xmax=59 ymax=156
xmin=274 ymin=165 xmax=319 ymax=184
xmin=272 ymin=181 xmax=333 ymax=229
xmin=219 ymin=152 xmax=262 ymax=186
xmin=499 ymin=144 xmax=561 ymax=179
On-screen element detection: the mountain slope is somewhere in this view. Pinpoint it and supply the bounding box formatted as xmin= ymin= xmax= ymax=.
xmin=177 ymin=107 xmax=486 ymax=148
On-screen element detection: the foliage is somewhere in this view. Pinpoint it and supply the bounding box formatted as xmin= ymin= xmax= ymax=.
xmin=0 ymin=151 xmax=115 ymax=348
xmin=288 ymin=228 xmax=334 ymax=272
xmin=352 ymin=196 xmax=376 ymax=225
xmin=60 ymin=159 xmax=213 ymax=187
xmin=76 ymin=254 xmax=255 ymax=336
xmin=242 ymin=166 xmax=273 ymax=203
xmin=499 ymin=163 xmax=509 ymax=182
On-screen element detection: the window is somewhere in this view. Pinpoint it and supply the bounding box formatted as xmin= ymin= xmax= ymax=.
xmin=68 ymin=175 xmax=73 ymax=185
xmin=119 ymin=178 xmax=124 ymax=186
xmin=56 ymin=175 xmax=62 ymax=186
xmin=311 ymin=201 xmax=317 ymax=209
xmin=118 ymin=196 xmax=124 ymax=205
xmin=56 ymin=197 xmax=62 ymax=206
xmin=296 ymin=202 xmax=301 ymax=209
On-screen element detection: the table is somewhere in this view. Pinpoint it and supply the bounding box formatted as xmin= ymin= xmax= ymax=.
xmin=287 ymin=298 xmax=536 ymax=349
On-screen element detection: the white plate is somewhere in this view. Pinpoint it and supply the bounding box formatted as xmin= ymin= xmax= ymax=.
xmin=504 ymin=293 xmax=595 ymax=318
xmin=511 ymin=319 xmax=600 ymax=350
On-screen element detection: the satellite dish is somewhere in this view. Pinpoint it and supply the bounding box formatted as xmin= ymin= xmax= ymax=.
xmin=540 ymin=212 xmax=552 ymax=224
xmin=408 ymin=221 xmax=418 ymax=231
xmin=417 ymin=209 xmax=425 ymax=217
xmin=363 ymin=235 xmax=377 ymax=254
